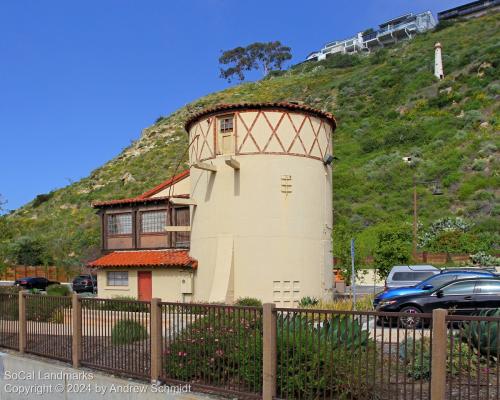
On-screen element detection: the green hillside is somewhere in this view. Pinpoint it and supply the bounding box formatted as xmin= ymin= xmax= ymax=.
xmin=1 ymin=14 xmax=499 ymax=269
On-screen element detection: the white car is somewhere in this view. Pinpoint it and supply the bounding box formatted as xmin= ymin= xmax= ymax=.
xmin=385 ymin=265 xmax=440 ymax=289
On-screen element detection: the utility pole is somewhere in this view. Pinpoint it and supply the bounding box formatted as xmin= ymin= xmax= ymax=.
xmin=351 ymin=238 xmax=356 ymax=309
xmin=413 ymin=173 xmax=418 ymax=259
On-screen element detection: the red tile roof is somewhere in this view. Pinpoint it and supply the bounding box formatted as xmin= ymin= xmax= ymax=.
xmin=138 ymin=169 xmax=190 ymax=199
xmin=88 ymin=250 xmax=197 ymax=269
xmin=91 ymin=170 xmax=190 ymax=208
xmin=184 ymin=102 xmax=337 ymax=131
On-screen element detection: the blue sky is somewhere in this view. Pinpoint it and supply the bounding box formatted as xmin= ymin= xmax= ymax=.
xmin=0 ymin=0 xmax=466 ymax=212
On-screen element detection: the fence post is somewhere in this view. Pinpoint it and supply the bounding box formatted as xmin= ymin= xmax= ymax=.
xmin=431 ymin=308 xmax=448 ymax=400
xmin=72 ymin=293 xmax=82 ymax=368
xmin=150 ymin=298 xmax=162 ymax=383
xmin=18 ymin=291 xmax=26 ymax=353
xmin=263 ymin=303 xmax=277 ymax=400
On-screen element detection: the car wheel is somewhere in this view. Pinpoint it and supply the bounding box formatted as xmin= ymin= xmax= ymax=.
xmin=399 ymin=306 xmax=422 ymax=329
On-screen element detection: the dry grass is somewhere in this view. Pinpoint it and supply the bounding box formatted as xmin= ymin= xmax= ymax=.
xmin=305 ymin=295 xmax=374 ymax=312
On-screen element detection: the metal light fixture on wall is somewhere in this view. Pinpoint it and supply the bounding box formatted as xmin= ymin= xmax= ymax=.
xmin=323 ymin=154 xmax=336 ymax=166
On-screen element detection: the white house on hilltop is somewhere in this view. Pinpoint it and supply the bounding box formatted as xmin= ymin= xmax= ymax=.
xmin=307 ymin=11 xmax=436 ymax=61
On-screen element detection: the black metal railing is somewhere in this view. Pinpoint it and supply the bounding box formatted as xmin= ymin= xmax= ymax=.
xmin=0 ymin=293 xmax=19 ymax=350
xmin=80 ymin=298 xmax=151 ymax=379
xmin=446 ymin=314 xmax=500 ymax=400
xmin=275 ymin=308 xmax=433 ymax=400
xmin=25 ymin=294 xmax=72 ymax=362
xmin=160 ymin=302 xmax=263 ymax=398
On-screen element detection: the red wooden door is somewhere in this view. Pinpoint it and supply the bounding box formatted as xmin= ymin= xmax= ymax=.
xmin=137 ymin=271 xmax=152 ymax=301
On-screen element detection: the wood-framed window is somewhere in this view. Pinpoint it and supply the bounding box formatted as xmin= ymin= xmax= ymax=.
xmin=141 ymin=210 xmax=167 ymax=233
xmin=219 ymin=115 xmax=234 ymax=133
xmin=174 ymin=207 xmax=190 ymax=248
xmin=107 ymin=213 xmax=132 ymax=235
xmin=217 ymin=114 xmax=235 ymax=155
xmin=107 ymin=271 xmax=129 ymax=286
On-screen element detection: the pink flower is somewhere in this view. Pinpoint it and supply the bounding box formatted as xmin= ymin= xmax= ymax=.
xmin=215 ymin=349 xmax=224 ymax=357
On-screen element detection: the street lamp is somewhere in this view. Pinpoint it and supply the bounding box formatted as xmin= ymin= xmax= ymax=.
xmin=403 ymin=157 xmax=444 ymax=258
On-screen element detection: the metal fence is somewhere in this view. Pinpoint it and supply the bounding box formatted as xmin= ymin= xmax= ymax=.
xmin=1 ymin=293 xmax=500 ymax=400
xmin=160 ymin=302 xmax=263 ymax=398
xmin=25 ymin=294 xmax=72 ymax=362
xmin=446 ymin=314 xmax=499 ymax=400
xmin=0 ymin=293 xmax=19 ymax=350
xmin=80 ymin=297 xmax=151 ymax=379
xmin=274 ymin=308 xmax=433 ymax=400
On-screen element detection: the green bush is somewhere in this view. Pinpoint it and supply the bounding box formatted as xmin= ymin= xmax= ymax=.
xmin=402 ymin=337 xmax=479 ymax=380
xmin=373 ymin=226 xmax=412 ymax=279
xmin=0 ymin=286 xmax=21 ymax=294
xmin=85 ymin=296 xmax=149 ymax=312
xmin=164 ymin=310 xmax=373 ymax=398
xmin=235 ymin=297 xmax=262 ymax=307
xmin=111 ymin=319 xmax=148 ymax=345
xmin=298 ymin=296 xmax=319 ymax=307
xmin=26 ymin=298 xmax=69 ymax=322
xmin=46 ymin=284 xmax=70 ymax=297
xmin=0 ymin=294 xmax=19 ymax=320
xmin=462 ymin=309 xmax=500 ymax=358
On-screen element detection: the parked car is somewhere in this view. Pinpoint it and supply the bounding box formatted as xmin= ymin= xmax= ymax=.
xmin=72 ymin=274 xmax=97 ymax=294
xmin=15 ymin=277 xmax=60 ymax=290
xmin=385 ymin=265 xmax=440 ymax=289
xmin=374 ymin=270 xmax=497 ymax=308
xmin=376 ymin=278 xmax=500 ymax=328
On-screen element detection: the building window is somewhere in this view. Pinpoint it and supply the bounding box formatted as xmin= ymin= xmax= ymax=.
xmin=107 ymin=271 xmax=129 ymax=286
xmin=219 ymin=115 xmax=234 ymax=133
xmin=217 ymin=115 xmax=235 ymax=155
xmin=141 ymin=210 xmax=167 ymax=233
xmin=107 ymin=213 xmax=132 ymax=235
xmin=174 ymin=207 xmax=190 ymax=248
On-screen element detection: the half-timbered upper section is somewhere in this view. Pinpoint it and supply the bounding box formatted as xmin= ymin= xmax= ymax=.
xmin=185 ymin=102 xmax=336 ymax=164
xmin=92 ymin=170 xmax=191 ymax=252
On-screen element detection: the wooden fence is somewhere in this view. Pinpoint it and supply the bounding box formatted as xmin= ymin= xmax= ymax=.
xmin=0 ymin=265 xmax=85 ymax=283
xmin=335 ymin=252 xmax=496 ymax=267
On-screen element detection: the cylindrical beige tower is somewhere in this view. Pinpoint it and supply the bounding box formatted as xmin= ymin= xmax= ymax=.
xmin=185 ymin=103 xmax=336 ymax=306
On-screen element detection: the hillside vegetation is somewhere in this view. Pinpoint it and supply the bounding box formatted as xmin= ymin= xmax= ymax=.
xmin=0 ymin=14 xmax=499 ymax=269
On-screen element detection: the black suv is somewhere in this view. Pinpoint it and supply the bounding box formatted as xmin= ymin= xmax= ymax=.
xmin=72 ymin=274 xmax=97 ymax=294
xmin=376 ymin=278 xmax=500 ymax=327
xmin=15 ymin=277 xmax=60 ymax=290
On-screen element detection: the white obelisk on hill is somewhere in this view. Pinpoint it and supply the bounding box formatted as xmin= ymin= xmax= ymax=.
xmin=435 ymin=42 xmax=444 ymax=80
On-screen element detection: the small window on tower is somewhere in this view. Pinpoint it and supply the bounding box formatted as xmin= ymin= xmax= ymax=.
xmin=217 ymin=114 xmax=235 ymax=155
xmin=219 ymin=115 xmax=234 ymax=133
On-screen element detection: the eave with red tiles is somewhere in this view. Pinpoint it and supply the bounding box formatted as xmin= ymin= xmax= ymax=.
xmin=91 ymin=170 xmax=190 ymax=208
xmin=88 ymin=250 xmax=197 ymax=269
xmin=184 ymin=102 xmax=337 ymax=131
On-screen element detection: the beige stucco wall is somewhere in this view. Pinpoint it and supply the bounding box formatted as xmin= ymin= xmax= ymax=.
xmin=151 ymin=176 xmax=190 ymax=198
xmin=188 ymin=109 xmax=334 ymax=306
xmin=97 ymin=269 xmax=138 ymax=299
xmin=96 ymin=268 xmax=194 ymax=301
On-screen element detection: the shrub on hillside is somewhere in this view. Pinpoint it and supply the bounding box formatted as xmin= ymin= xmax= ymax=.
xmin=9 ymin=236 xmax=48 ymax=266
xmin=46 ymin=284 xmax=70 ymax=297
xmin=111 ymin=319 xmax=148 ymax=345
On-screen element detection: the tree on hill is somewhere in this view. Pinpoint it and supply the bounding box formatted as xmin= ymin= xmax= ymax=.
xmin=373 ymin=226 xmax=412 ymax=279
xmin=219 ymin=41 xmax=292 ymax=82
